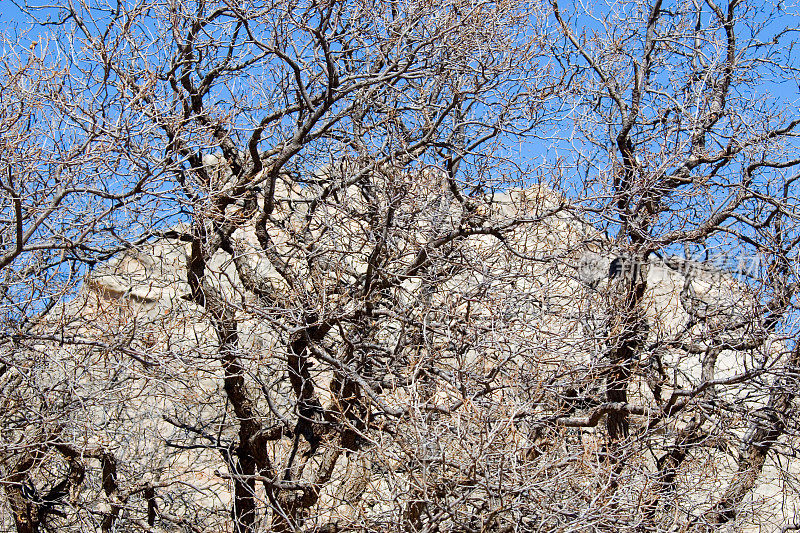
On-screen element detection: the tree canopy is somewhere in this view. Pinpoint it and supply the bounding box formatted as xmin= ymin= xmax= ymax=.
xmin=2 ymin=0 xmax=800 ymax=531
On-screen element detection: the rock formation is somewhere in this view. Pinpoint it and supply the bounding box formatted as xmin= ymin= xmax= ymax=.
xmin=3 ymin=177 xmax=796 ymax=532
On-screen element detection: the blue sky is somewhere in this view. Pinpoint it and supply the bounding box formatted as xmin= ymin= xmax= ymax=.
xmin=3 ymin=1 xmax=799 ymax=204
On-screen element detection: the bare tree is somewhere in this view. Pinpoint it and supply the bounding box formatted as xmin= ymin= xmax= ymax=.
xmin=0 ymin=24 xmax=169 ymax=533
xmin=2 ymin=0 xmax=800 ymax=532
xmin=546 ymin=0 xmax=800 ymax=530
xmin=1 ymin=1 xmax=558 ymax=531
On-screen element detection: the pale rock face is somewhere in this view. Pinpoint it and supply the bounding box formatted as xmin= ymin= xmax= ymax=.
xmin=577 ymin=251 xmax=609 ymax=288
xmin=17 ymin=179 xmax=796 ymax=532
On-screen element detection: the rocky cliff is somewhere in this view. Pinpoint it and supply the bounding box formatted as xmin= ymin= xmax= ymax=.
xmin=4 ymin=179 xmax=795 ymax=532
